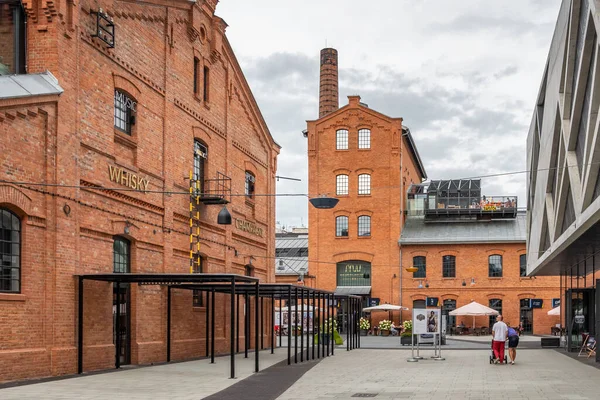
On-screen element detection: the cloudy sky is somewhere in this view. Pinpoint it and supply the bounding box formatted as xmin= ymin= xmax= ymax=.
xmin=218 ymin=0 xmax=562 ymax=228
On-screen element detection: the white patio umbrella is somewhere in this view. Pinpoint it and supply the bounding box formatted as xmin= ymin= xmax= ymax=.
xmin=362 ymin=304 xmax=408 ymax=312
xmin=548 ymin=306 xmax=560 ymax=316
xmin=449 ymin=301 xmax=499 ymax=330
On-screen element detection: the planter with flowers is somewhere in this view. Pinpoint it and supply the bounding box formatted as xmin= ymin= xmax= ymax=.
xmin=401 ymin=320 xmax=414 ymax=345
xmin=379 ymin=319 xmax=392 ymax=336
xmin=359 ymin=317 xmax=370 ymax=336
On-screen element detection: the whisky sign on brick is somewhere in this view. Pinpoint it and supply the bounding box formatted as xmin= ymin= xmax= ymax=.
xmin=235 ymin=219 xmax=263 ymax=237
xmin=108 ymin=165 xmax=150 ymax=192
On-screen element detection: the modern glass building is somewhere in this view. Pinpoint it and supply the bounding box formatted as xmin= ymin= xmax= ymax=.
xmin=527 ymin=0 xmax=600 ymax=359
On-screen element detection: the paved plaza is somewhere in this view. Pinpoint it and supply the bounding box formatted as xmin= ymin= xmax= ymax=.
xmin=1 ymin=342 xmax=599 ymax=399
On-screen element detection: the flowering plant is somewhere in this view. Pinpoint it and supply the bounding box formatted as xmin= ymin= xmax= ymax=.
xmin=359 ymin=317 xmax=370 ymax=330
xmin=403 ymin=320 xmax=412 ymax=331
xmin=378 ymin=319 xmax=392 ymax=331
xmin=322 ymin=317 xmax=337 ymax=334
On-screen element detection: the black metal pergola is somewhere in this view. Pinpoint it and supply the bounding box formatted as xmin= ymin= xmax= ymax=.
xmin=76 ymin=274 xmax=361 ymax=379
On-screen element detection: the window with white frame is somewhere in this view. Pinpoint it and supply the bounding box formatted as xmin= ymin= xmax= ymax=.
xmin=358 ymin=129 xmax=371 ymax=149
xmin=358 ymin=174 xmax=371 ymax=195
xmin=336 ymin=174 xmax=348 ymax=195
xmin=336 ymin=129 xmax=348 ymax=150
xmin=357 ymin=215 xmax=371 ymax=237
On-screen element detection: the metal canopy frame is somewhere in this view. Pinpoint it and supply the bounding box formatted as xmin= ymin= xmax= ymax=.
xmin=76 ymin=274 xmax=360 ymax=379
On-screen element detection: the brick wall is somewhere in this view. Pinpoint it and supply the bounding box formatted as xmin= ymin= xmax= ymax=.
xmin=0 ymin=0 xmax=278 ymax=383
xmin=399 ymin=242 xmax=561 ymax=335
xmin=307 ymin=95 xmax=424 ymax=308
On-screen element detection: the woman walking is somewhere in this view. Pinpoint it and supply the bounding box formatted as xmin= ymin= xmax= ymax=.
xmin=507 ymin=324 xmax=520 ymax=365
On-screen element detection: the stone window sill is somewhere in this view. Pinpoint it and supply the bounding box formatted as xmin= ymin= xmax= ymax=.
xmin=0 ymin=293 xmax=27 ymax=302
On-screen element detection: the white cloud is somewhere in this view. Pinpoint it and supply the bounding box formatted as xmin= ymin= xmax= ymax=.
xmin=218 ymin=0 xmax=562 ymax=226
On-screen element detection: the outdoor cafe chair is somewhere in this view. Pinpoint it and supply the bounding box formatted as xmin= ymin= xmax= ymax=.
xmin=473 ymin=327 xmax=481 ymax=336
xmin=481 ymin=327 xmax=489 ymax=336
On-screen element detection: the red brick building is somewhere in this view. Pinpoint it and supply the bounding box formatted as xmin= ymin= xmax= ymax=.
xmin=400 ymin=181 xmax=561 ymax=335
xmin=305 ymin=48 xmax=427 ymax=326
xmin=0 ymin=0 xmax=279 ymax=382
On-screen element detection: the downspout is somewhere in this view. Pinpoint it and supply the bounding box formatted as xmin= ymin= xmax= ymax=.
xmin=399 ymin=128 xmax=409 ymax=323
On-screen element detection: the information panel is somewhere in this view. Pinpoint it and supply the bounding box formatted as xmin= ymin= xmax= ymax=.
xmin=413 ymin=308 xmax=441 ymax=334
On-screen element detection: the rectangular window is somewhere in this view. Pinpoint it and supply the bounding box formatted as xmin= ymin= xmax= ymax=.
xmin=336 ymin=216 xmax=349 ymax=237
xmin=488 ymin=255 xmax=503 ymax=278
xmin=358 ymin=129 xmax=371 ymax=149
xmin=336 ymin=129 xmax=348 ymax=150
xmin=245 ymin=171 xmax=256 ymax=198
xmin=0 ymin=2 xmax=26 ymax=75
xmin=442 ymin=255 xmax=455 ymax=278
xmin=0 ymin=209 xmax=21 ymax=292
xmin=413 ymin=256 xmax=426 ymax=278
xmin=114 ymin=90 xmax=136 ymax=135
xmin=358 ymin=216 xmax=371 ymax=237
xmin=358 ymin=174 xmax=371 ymax=195
xmin=193 ymin=57 xmax=200 ymax=95
xmin=520 ymin=254 xmax=527 ymax=277
xmin=203 ymin=66 xmax=210 ymax=102
xmin=336 ymin=175 xmax=348 ymax=195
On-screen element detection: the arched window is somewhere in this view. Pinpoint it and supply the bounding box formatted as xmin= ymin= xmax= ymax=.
xmin=413 ymin=299 xmax=426 ymax=309
xmin=114 ymin=89 xmax=137 ymax=135
xmin=519 ymin=254 xmax=527 ymax=277
xmin=336 ymin=216 xmax=349 ymax=237
xmin=0 ymin=208 xmax=21 ymax=292
xmin=358 ymin=128 xmax=371 ymax=149
xmin=113 ymin=237 xmax=130 ymax=273
xmin=357 ymin=215 xmax=371 ymax=237
xmin=336 ymin=174 xmax=348 ymax=195
xmin=245 ymin=171 xmax=256 ymax=198
xmin=194 ymin=140 xmax=208 ymax=195
xmin=358 ymin=174 xmax=371 ymax=195
xmin=489 ymin=299 xmax=502 ymax=328
xmin=442 ymin=255 xmax=456 ymax=278
xmin=488 ymin=255 xmax=503 ymax=277
xmin=336 ymin=129 xmax=348 ymax=150
xmin=413 ymin=256 xmax=426 ymax=278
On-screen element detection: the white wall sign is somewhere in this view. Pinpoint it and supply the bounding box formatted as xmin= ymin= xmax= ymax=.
xmin=413 ymin=308 xmax=441 ymax=334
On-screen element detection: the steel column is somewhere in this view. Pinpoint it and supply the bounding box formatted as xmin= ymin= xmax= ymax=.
xmin=245 ymin=293 xmax=249 ymax=358
xmin=271 ymin=293 xmax=275 ymax=354
xmin=167 ymin=286 xmax=171 ymax=362
xmin=236 ymin=294 xmax=240 ymax=353
xmin=230 ymin=278 xmax=236 ymax=379
xmin=287 ymin=286 xmax=292 ymax=365
xmin=279 ymin=296 xmax=283 ymax=348
xmin=206 ymin=288 xmax=210 ymax=357
xmin=346 ymin=297 xmax=350 ymax=351
xmin=326 ymin=294 xmax=330 ymax=357
xmin=211 ymin=288 xmax=215 ymax=364
xmin=294 ymin=287 xmax=298 ymax=364
xmin=300 ymin=289 xmax=304 ymax=362
xmin=260 ymin=296 xmax=264 ymax=350
xmin=255 ymin=281 xmax=260 ymax=373
xmin=312 ymin=290 xmax=316 ymax=360
xmin=115 ymin=281 xmax=121 ymax=369
xmin=78 ymin=277 xmax=83 ymax=374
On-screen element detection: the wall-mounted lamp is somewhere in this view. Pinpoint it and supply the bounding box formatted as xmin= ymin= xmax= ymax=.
xmin=418 ymin=280 xmax=423 ymax=289
xmin=462 ymin=280 xmax=467 ymax=287
xmin=124 ymin=221 xmax=132 ymax=235
xmin=471 ymin=277 xmax=476 ymax=285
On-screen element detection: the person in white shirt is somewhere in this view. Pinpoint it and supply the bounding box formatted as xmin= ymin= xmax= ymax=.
xmin=491 ymin=315 xmax=508 ymax=364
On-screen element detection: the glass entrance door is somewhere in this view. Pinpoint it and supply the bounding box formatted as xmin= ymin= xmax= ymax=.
xmin=113 ymin=284 xmax=130 ymax=365
xmin=566 ymin=288 xmax=596 ymax=351
xmin=520 ymin=299 xmax=533 ymax=334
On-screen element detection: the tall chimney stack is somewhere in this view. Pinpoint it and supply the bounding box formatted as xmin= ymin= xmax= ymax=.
xmin=319 ymin=48 xmax=339 ymax=118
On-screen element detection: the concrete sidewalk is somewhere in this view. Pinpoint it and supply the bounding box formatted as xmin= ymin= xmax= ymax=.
xmin=277 ymin=348 xmax=600 ymax=400
xmin=0 ymin=349 xmax=289 ymax=400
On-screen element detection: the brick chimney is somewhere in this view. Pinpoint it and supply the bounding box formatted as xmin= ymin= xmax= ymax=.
xmin=319 ymin=48 xmax=339 ymax=118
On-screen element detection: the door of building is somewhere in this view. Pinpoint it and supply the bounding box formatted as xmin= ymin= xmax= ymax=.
xmin=519 ymin=299 xmax=533 ymax=335
xmin=566 ymin=288 xmax=596 ymax=351
xmin=113 ymin=284 xmax=131 ymax=365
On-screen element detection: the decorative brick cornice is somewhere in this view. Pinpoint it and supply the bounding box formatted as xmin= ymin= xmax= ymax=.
xmin=22 ymin=0 xmax=58 ymax=24
xmin=232 ymin=140 xmax=267 ymax=169
xmin=80 ymin=31 xmax=166 ymax=96
xmin=173 ymin=99 xmax=226 ymax=138
xmin=80 ymin=179 xmax=164 ymax=214
xmin=112 ymin=9 xmax=166 ymax=23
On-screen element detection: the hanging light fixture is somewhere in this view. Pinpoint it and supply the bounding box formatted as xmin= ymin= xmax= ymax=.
xmin=470 ymin=277 xmax=476 ymax=285
xmin=309 ymin=195 xmax=339 ymax=209
xmin=217 ymin=206 xmax=232 ymax=225
xmin=405 ymin=266 xmax=418 ymax=273
xmin=461 ymin=279 xmax=467 ymax=287
xmin=418 ymin=281 xmax=423 ymax=289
